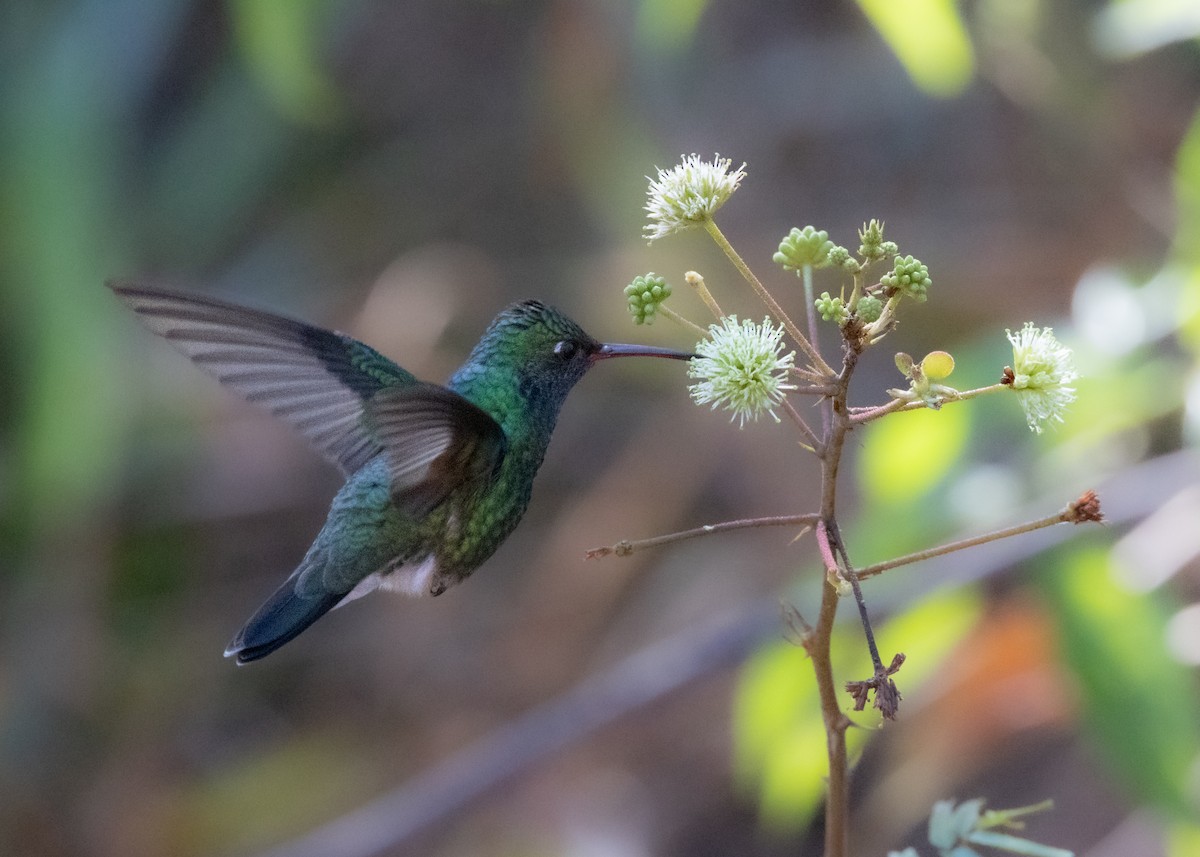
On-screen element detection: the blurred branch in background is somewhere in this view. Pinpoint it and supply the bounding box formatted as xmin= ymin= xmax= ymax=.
xmin=245 ymin=604 xmax=777 ymax=857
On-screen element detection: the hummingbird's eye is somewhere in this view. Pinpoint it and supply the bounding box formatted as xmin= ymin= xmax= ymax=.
xmin=554 ymin=340 xmax=579 ymax=360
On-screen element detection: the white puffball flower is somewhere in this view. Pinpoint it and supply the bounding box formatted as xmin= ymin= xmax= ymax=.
xmin=688 ymin=316 xmax=796 ymax=427
xmin=1006 ymin=323 xmax=1078 ymax=433
xmin=644 ymin=154 xmax=747 ymax=241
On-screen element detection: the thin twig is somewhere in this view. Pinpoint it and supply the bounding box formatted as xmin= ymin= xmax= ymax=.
xmin=849 ymin=383 xmax=1008 ymax=425
xmin=856 ymin=494 xmax=1103 ymax=580
xmin=789 ymin=384 xmax=836 ymax=397
xmin=802 ymin=263 xmax=837 ymax=440
xmin=821 ymin=462 xmax=903 ymax=719
xmin=658 ymin=304 xmax=708 ymax=337
xmin=791 ymin=366 xmax=833 ymax=385
xmin=847 ymin=397 xmax=907 ymax=425
xmin=827 ymin=519 xmax=886 ymax=679
xmin=585 ymin=513 xmax=818 ymax=560
xmin=781 ymin=398 xmax=822 ymax=453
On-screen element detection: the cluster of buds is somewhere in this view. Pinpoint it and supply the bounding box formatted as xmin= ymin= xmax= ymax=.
xmin=882 ymin=254 xmax=932 ymax=302
xmin=774 ymin=226 xmax=836 ymax=271
xmin=815 ymin=291 xmax=849 ymax=324
xmin=624 ymin=273 xmax=672 ymax=325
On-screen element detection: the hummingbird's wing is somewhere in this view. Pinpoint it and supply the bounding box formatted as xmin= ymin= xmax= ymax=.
xmin=368 ymin=383 xmax=508 ymax=517
xmin=109 ymin=281 xmax=420 ymax=475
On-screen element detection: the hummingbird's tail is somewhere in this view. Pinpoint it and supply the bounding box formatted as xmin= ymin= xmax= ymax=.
xmin=224 ymin=579 xmax=343 ymax=664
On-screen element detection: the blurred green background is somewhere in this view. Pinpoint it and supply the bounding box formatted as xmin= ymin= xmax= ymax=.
xmin=4 ymin=1 xmax=1200 ymax=855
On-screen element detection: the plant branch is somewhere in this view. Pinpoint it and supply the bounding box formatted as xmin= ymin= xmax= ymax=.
xmin=855 ymin=491 xmax=1104 ymax=581
xmin=585 ymin=513 xmax=819 ymax=560
xmin=805 ymin=344 xmax=860 ymax=857
xmin=788 ymin=383 xmax=837 ymax=396
xmin=849 ymin=383 xmax=1009 ymax=425
xmin=825 ymin=519 xmax=884 ymax=674
xmin=809 ymin=558 xmax=851 ymax=857
xmin=847 ymin=397 xmax=907 ymax=425
xmin=781 ymin=398 xmax=822 ymax=452
xmin=790 ymin=366 xmax=833 ymax=385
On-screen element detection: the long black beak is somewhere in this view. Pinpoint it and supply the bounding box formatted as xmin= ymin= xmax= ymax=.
xmin=593 ymin=342 xmax=696 ymax=362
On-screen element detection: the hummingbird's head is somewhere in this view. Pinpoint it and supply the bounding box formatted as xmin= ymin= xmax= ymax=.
xmin=476 ymin=301 xmax=604 ymax=404
xmin=465 ymin=300 xmax=693 ymax=410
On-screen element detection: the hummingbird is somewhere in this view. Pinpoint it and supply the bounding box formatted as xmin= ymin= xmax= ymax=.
xmin=109 ymin=281 xmax=693 ymax=663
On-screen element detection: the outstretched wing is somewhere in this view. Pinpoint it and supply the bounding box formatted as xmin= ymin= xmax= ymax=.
xmin=109 ymin=280 xmax=420 ymax=475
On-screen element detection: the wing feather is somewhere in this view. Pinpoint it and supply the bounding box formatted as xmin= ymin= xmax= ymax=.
xmin=109 ymin=281 xmax=417 ymax=475
xmin=111 ymin=281 xmax=508 ymax=506
xmin=368 ymin=384 xmax=507 ymax=516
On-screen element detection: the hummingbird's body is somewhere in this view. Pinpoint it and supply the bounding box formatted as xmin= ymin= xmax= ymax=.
xmin=110 ymin=283 xmax=690 ymax=663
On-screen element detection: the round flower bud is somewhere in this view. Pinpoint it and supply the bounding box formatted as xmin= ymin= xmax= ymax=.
xmin=814 ymin=291 xmax=849 ymax=325
xmin=855 ymin=294 xmax=883 ymax=323
xmin=881 ymin=255 xmax=931 ymax=302
xmin=624 ymin=273 xmax=672 ymax=324
xmin=774 ymin=225 xmax=835 ymax=271
xmin=828 ymin=245 xmax=850 ymax=265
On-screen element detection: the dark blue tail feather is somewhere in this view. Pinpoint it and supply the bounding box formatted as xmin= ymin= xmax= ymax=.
xmin=225 ymin=581 xmax=343 ymax=664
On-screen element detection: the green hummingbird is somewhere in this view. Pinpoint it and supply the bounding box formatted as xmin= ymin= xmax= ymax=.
xmin=109 ymin=281 xmax=692 ymax=663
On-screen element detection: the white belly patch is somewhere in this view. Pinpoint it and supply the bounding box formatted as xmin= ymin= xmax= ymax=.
xmin=337 ymin=554 xmax=439 ymax=605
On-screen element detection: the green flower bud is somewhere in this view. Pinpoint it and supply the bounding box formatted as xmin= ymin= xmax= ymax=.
xmin=880 ymin=240 xmax=898 ymax=257
xmin=858 ymin=219 xmax=887 ymax=260
xmin=815 ymin=291 xmax=849 ymax=324
xmin=828 ymin=245 xmax=851 ymax=267
xmin=881 ymin=255 xmax=931 ymax=301
xmin=855 ymin=294 xmax=883 ymax=323
xmin=624 ymin=273 xmax=672 ymax=324
xmin=774 ymin=225 xmax=835 ymax=271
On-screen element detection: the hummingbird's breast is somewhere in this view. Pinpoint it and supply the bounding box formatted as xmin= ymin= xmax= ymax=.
xmin=432 ymin=362 xmax=567 ymax=583
xmin=432 ymin=434 xmax=546 ymax=579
